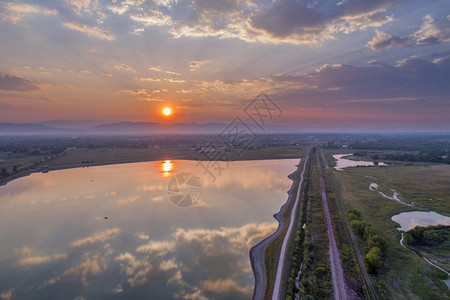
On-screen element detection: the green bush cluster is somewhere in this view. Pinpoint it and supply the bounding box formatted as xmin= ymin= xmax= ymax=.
xmin=348 ymin=210 xmax=387 ymax=274
xmin=285 ymin=181 xmax=310 ymax=300
xmin=286 ymin=210 xmax=309 ymax=300
xmin=404 ymin=225 xmax=449 ymax=246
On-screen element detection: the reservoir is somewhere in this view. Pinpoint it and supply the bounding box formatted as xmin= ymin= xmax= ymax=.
xmin=0 ymin=159 xmax=298 ymax=300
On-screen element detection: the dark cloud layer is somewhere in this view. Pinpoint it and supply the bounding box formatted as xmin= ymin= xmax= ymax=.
xmin=251 ymin=0 xmax=397 ymax=42
xmin=0 ymin=74 xmax=39 ymax=92
xmin=271 ymin=55 xmax=450 ymax=107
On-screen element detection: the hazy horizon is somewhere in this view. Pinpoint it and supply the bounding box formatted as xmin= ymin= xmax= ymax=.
xmin=1 ymin=1 xmax=450 ymax=130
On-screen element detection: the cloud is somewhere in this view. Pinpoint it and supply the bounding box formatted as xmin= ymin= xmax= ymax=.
xmin=17 ymin=253 xmax=67 ymax=266
xmin=0 ymin=0 xmax=396 ymax=45
xmin=162 ymin=0 xmax=396 ymax=44
xmin=151 ymin=195 xmax=165 ymax=202
xmin=368 ymin=14 xmax=450 ymax=50
xmin=121 ymin=88 xmax=164 ymax=102
xmin=111 ymin=284 xmax=124 ymax=294
xmin=137 ymin=233 xmax=149 ymax=240
xmin=167 ymin=78 xmax=186 ymax=83
xmin=201 ymin=278 xmax=249 ymax=295
xmin=0 ymin=74 xmax=40 ymax=92
xmin=130 ymin=9 xmax=172 ymax=27
xmin=189 ymin=60 xmax=207 ymax=71
xmin=269 ymin=55 xmax=450 ymax=109
xmin=2 ymin=3 xmax=58 ymax=23
xmin=136 ymin=240 xmax=175 ymax=255
xmin=115 ymin=222 xmax=276 ymax=297
xmin=63 ymin=21 xmax=115 ymax=40
xmin=413 ymin=14 xmax=450 ymax=46
xmin=148 ymin=66 xmax=181 ymax=76
xmin=18 ymin=255 xmax=52 ymax=266
xmin=107 ymin=0 xmax=146 ymax=15
xmin=115 ymin=64 xmax=137 ymax=73
xmin=15 ymin=245 xmax=67 ymax=267
xmin=62 ymin=254 xmax=106 ymax=286
xmin=154 ymin=0 xmax=176 ymax=8
xmin=115 ymin=252 xmax=152 ymax=287
xmin=71 ymin=228 xmax=121 ymax=247
xmin=0 ymin=289 xmax=13 ymax=300
xmin=367 ymin=30 xmax=410 ymax=50
xmin=67 ymin=0 xmax=99 ymax=14
xmin=140 ymin=77 xmax=161 ymax=82
xmin=1 ymin=0 xmax=400 ymax=45
xmin=39 ymin=249 xmax=112 ymax=288
xmin=118 ymin=195 xmax=140 ymax=205
xmin=138 ymin=184 xmax=164 ymax=192
xmin=121 ymin=89 xmax=147 ymax=95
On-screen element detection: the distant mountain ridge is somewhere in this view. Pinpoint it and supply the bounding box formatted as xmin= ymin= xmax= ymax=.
xmin=2 ymin=121 xmax=446 ymax=135
xmin=0 ymin=121 xmax=233 ymax=135
xmin=0 ymin=123 xmax=69 ymax=134
xmin=35 ymin=119 xmax=114 ymax=129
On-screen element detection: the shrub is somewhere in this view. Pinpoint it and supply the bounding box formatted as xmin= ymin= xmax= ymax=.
xmin=363 ymin=224 xmax=376 ymax=240
xmin=405 ymin=225 xmax=449 ymax=246
xmin=347 ymin=210 xmax=362 ymax=222
xmin=349 ymin=220 xmax=366 ymax=237
xmin=367 ymin=235 xmax=388 ymax=253
xmin=365 ymin=247 xmax=383 ymax=273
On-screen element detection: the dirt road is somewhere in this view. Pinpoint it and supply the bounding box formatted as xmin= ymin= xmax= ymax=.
xmin=316 ymin=151 xmax=348 ymax=300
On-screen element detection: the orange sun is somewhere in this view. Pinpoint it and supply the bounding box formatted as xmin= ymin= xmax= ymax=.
xmin=162 ymin=107 xmax=172 ymax=116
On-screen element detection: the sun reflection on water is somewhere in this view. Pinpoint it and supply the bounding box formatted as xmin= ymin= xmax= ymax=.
xmin=161 ymin=160 xmax=174 ymax=177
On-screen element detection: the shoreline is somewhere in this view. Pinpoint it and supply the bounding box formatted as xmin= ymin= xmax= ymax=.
xmin=250 ymin=154 xmax=306 ymax=300
xmin=0 ymin=155 xmax=302 ymax=187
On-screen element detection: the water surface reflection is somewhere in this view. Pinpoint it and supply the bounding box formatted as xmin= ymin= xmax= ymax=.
xmin=391 ymin=211 xmax=450 ymax=231
xmin=0 ymin=159 xmax=297 ymax=300
xmin=333 ymin=154 xmax=387 ymax=171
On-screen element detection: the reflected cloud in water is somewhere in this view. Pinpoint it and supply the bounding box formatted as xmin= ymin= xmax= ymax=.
xmin=0 ymin=159 xmax=298 ymax=299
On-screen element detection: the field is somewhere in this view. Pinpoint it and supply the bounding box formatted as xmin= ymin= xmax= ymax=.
xmin=323 ymin=150 xmax=450 ymax=299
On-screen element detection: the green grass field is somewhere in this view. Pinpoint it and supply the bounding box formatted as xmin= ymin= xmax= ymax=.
xmin=325 ymin=151 xmax=450 ymax=299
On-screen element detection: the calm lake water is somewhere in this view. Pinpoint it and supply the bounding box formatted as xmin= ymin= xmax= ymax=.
xmin=333 ymin=154 xmax=387 ymax=171
xmin=391 ymin=211 xmax=450 ymax=231
xmin=0 ymin=159 xmax=298 ymax=300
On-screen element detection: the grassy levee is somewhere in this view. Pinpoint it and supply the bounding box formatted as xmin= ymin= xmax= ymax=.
xmin=319 ymin=150 xmax=378 ymax=299
xmin=284 ymin=158 xmax=311 ymax=299
xmin=325 ymin=151 xmax=450 ymax=299
xmin=298 ymin=151 xmax=332 ymax=299
xmin=263 ymin=151 xmax=311 ymax=300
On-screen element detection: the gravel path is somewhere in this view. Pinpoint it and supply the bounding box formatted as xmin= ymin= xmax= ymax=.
xmin=316 ymin=151 xmax=348 ymax=300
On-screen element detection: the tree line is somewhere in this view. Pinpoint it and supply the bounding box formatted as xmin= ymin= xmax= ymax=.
xmin=348 ymin=210 xmax=388 ymax=274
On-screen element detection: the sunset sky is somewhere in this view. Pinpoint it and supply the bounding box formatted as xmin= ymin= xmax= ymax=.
xmin=0 ymin=0 xmax=449 ymax=130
